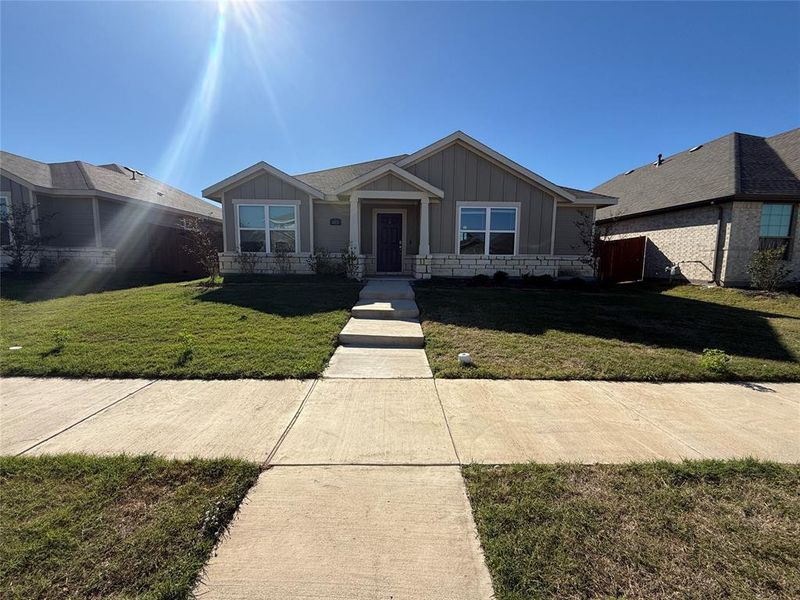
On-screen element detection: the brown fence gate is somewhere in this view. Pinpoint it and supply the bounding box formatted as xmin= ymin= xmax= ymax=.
xmin=598 ymin=236 xmax=646 ymax=283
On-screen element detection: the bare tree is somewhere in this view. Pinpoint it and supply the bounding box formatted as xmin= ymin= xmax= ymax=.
xmin=179 ymin=217 xmax=220 ymax=283
xmin=574 ymin=210 xmax=617 ymax=280
xmin=1 ymin=197 xmax=51 ymax=275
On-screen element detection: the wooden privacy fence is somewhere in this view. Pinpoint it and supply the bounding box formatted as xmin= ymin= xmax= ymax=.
xmin=598 ymin=236 xmax=646 ymax=283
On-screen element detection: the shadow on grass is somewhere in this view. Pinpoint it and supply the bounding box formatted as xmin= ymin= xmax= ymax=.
xmin=416 ymin=284 xmax=798 ymax=363
xmin=1 ymin=270 xmax=198 ymax=303
xmin=196 ymin=275 xmax=361 ymax=318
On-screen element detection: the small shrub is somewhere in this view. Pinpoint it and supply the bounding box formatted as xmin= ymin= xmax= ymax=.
xmin=176 ymin=330 xmax=194 ymax=366
xmin=747 ymin=247 xmax=791 ymax=291
xmin=272 ymin=244 xmax=291 ymax=275
xmin=699 ymin=348 xmax=731 ymax=374
xmin=340 ymin=244 xmax=361 ymax=279
xmin=467 ymin=274 xmax=492 ymax=287
xmin=307 ymin=248 xmax=337 ymax=275
xmin=235 ymin=251 xmax=259 ymax=275
xmin=492 ymin=270 xmax=509 ymax=285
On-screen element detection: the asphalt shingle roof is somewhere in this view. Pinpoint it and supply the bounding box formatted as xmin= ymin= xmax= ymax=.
xmin=595 ymin=128 xmax=800 ymax=221
xmin=0 ymin=151 xmax=221 ymax=220
xmin=293 ymin=155 xmax=408 ymax=194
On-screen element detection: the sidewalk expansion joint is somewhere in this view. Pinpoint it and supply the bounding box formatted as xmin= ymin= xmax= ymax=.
xmin=434 ymin=378 xmax=462 ymax=464
xmin=262 ymin=379 xmax=318 ymax=467
xmin=17 ymin=379 xmax=158 ymax=456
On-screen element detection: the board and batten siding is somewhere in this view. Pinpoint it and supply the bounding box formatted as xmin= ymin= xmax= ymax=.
xmin=554 ymin=206 xmax=593 ymax=255
xmin=223 ymin=172 xmax=311 ymax=252
xmin=313 ymin=202 xmax=350 ymax=252
xmin=403 ymin=142 xmax=555 ymax=254
xmin=361 ymin=173 xmax=418 ymax=193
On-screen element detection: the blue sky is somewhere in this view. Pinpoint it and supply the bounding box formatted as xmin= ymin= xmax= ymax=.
xmin=1 ymin=1 xmax=798 ymax=198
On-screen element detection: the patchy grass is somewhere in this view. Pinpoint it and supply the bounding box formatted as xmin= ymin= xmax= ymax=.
xmin=0 ymin=276 xmax=360 ymax=379
xmin=0 ymin=454 xmax=259 ymax=600
xmin=416 ymin=282 xmax=800 ymax=381
xmin=463 ymin=460 xmax=800 ymax=600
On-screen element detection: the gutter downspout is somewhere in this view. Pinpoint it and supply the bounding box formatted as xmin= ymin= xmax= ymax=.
xmin=711 ymin=201 xmax=725 ymax=285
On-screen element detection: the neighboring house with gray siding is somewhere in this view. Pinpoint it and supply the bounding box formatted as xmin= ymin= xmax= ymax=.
xmin=594 ymin=128 xmax=800 ymax=286
xmin=203 ymin=131 xmax=617 ymax=279
xmin=1 ymin=151 xmax=222 ymax=274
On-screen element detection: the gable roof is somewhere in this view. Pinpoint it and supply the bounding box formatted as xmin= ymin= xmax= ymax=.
xmin=294 ymin=155 xmax=407 ymax=195
xmin=0 ymin=150 xmax=221 ymax=220
xmin=202 ymin=161 xmax=324 ymax=200
xmin=595 ymin=128 xmax=800 ymax=221
xmin=330 ymin=162 xmax=444 ymax=197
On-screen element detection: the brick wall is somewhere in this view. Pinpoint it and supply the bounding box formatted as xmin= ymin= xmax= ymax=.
xmin=1 ymin=247 xmax=116 ymax=271
xmin=602 ymin=201 xmax=800 ymax=285
xmin=219 ymin=252 xmax=315 ymax=275
xmin=412 ymin=254 xmax=593 ymax=279
xmin=603 ymin=204 xmax=731 ymax=283
xmin=724 ymin=202 xmax=800 ymax=285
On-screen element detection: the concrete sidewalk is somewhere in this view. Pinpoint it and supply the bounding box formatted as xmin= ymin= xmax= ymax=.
xmin=2 ymin=377 xmax=798 ymax=463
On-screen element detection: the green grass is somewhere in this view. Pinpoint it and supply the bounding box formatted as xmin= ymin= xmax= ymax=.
xmin=0 ymin=454 xmax=260 ymax=600
xmin=0 ymin=275 xmax=360 ymax=379
xmin=416 ymin=281 xmax=800 ymax=381
xmin=463 ymin=460 xmax=800 ymax=600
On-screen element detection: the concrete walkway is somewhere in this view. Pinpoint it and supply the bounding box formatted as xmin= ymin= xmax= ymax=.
xmin=2 ymin=376 xmax=798 ymax=599
xmin=323 ymin=278 xmax=433 ymax=378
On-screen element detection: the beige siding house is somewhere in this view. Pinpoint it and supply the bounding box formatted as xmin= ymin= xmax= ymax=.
xmin=595 ymin=128 xmax=800 ymax=286
xmin=203 ymin=131 xmax=617 ymax=279
xmin=0 ymin=151 xmax=222 ymax=274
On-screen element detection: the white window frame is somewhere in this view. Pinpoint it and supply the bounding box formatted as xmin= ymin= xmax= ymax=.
xmin=456 ymin=201 xmax=520 ymax=256
xmin=234 ymin=200 xmax=300 ymax=254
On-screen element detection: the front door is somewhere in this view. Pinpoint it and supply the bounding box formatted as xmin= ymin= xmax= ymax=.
xmin=376 ymin=212 xmax=403 ymax=272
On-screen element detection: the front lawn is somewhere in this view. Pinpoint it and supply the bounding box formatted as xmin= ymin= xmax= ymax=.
xmin=464 ymin=460 xmax=800 ymax=600
xmin=0 ymin=454 xmax=259 ymax=600
xmin=416 ymin=282 xmax=800 ymax=381
xmin=0 ymin=276 xmax=360 ymax=379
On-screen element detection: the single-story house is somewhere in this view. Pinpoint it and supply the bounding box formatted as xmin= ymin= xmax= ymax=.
xmin=594 ymin=127 xmax=800 ymax=286
xmin=1 ymin=151 xmax=222 ymax=274
xmin=202 ymin=131 xmax=618 ymax=279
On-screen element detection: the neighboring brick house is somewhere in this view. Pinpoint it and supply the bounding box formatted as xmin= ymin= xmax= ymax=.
xmin=594 ymin=128 xmax=800 ymax=286
xmin=1 ymin=151 xmax=222 ymax=274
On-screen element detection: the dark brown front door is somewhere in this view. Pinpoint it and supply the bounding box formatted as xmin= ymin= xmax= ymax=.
xmin=376 ymin=213 xmax=402 ymax=272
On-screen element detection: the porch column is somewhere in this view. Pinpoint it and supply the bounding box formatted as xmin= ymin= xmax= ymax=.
xmin=349 ymin=192 xmax=360 ymax=254
xmin=419 ymin=196 xmax=430 ymax=256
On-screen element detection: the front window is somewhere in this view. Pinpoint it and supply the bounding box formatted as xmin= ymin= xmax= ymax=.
xmin=459 ymin=206 xmax=517 ymax=255
xmin=238 ymin=204 xmax=297 ymax=253
xmin=759 ymin=203 xmax=793 ymax=258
